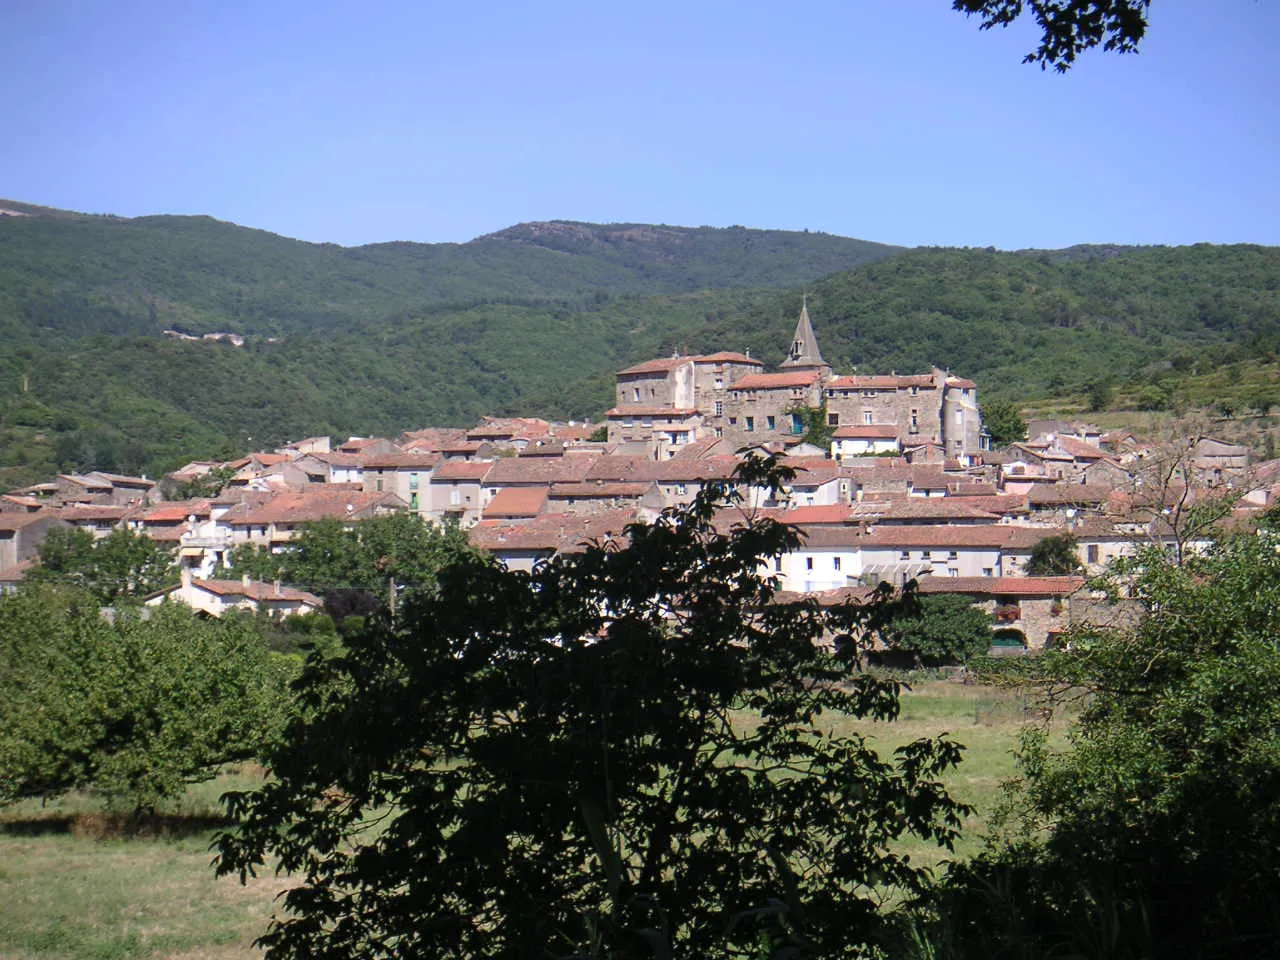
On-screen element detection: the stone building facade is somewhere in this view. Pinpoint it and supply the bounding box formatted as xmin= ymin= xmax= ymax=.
xmin=607 ymin=302 xmax=985 ymax=461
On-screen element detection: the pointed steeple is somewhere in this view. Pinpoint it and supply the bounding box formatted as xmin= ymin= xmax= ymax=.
xmin=779 ymin=295 xmax=829 ymax=375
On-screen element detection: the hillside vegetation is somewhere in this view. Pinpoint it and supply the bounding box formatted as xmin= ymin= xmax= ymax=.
xmin=0 ymin=202 xmax=1276 ymax=484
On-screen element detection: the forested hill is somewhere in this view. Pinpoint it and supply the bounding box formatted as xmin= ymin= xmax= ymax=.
xmin=0 ymin=203 xmax=900 ymax=339
xmin=0 ymin=200 xmax=1276 ymax=486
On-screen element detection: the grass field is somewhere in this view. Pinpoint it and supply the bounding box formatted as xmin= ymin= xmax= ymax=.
xmin=0 ymin=679 xmax=1065 ymax=959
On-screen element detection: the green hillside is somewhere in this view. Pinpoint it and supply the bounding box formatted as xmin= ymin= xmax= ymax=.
xmin=0 ymin=202 xmax=1276 ymax=486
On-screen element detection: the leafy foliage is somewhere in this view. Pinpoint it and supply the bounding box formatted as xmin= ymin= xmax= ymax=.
xmin=1024 ymin=534 xmax=1083 ymax=575
xmin=978 ymin=399 xmax=1025 ymax=446
xmin=928 ymin=534 xmax=1280 ymax=958
xmin=952 ymin=0 xmax=1150 ymax=71
xmin=786 ymin=402 xmax=835 ymax=450
xmin=216 ymin=461 xmax=970 ymax=958
xmin=0 ymin=587 xmax=294 ymax=810
xmin=227 ymin=513 xmax=478 ymax=613
xmin=28 ymin=526 xmax=178 ymax=604
xmin=883 ymin=592 xmax=995 ymax=666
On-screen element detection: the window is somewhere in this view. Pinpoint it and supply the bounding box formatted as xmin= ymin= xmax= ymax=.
xmin=910 ymin=409 xmax=919 ymax=431
xmin=714 ymin=400 xmax=724 ymax=417
xmin=714 ymin=427 xmax=723 ymax=438
xmin=714 ymin=376 xmax=724 ymax=389
xmin=745 ymin=416 xmax=755 ymax=432
xmin=863 ymin=411 xmax=873 ymax=425
xmin=955 ymin=409 xmax=963 ymax=425
xmin=805 ymin=557 xmax=814 ymax=570
xmin=900 ymin=550 xmax=911 ymax=560
xmin=621 ymin=418 xmax=633 ymax=427
xmin=982 ymin=567 xmax=994 ymax=576
xmin=828 ymin=412 xmax=839 ymax=426
xmin=676 ymin=483 xmax=687 ymax=496
xmin=633 ymin=387 xmax=640 ymax=402
xmin=861 ymin=390 xmax=876 ymax=398
xmin=774 ymin=556 xmax=783 ymax=572
xmin=641 ymin=417 xmax=653 ymax=427
xmin=450 ymin=487 xmax=461 ymax=505
xmin=948 ymin=568 xmax=959 ymax=577
xmin=409 ymin=492 xmax=419 ymax=510
xmin=948 ymin=550 xmax=958 ymax=559
xmin=790 ymin=413 xmax=804 ymax=434
xmin=911 ymin=385 xmax=919 ymax=396
xmin=728 ymin=417 xmax=737 ymax=425
xmin=767 ymin=415 xmax=776 ymax=430
xmin=1087 ymin=544 xmax=1100 ymax=563
xmin=409 ymin=473 xmax=419 ymax=490
xmin=833 ymin=556 xmax=842 ymax=571
xmin=376 ymin=477 xmax=384 ymax=492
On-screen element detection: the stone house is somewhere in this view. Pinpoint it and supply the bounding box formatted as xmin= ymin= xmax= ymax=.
xmin=147 ymin=569 xmax=323 ymax=619
xmin=362 ymin=452 xmax=439 ymax=517
xmin=915 ymin=575 xmax=1086 ymax=650
xmin=429 ymin=460 xmax=493 ymax=526
xmin=831 ymin=424 xmax=900 ymax=459
xmin=0 ymin=513 xmax=69 ymax=570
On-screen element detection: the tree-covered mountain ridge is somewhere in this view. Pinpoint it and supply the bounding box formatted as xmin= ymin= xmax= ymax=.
xmin=0 ymin=199 xmax=1276 ymax=485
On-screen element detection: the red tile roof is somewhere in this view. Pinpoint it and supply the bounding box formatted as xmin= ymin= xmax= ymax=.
xmin=833 ymin=424 xmax=899 ymax=439
xmin=915 ymin=575 xmax=1085 ymax=597
xmin=549 ymin=482 xmax=652 ymax=499
xmin=139 ymin=500 xmax=213 ymax=523
xmin=618 ymin=356 xmax=696 ymax=376
xmin=827 ymin=374 xmax=935 ymax=390
xmin=732 ymin=371 xmax=821 ymax=391
xmin=696 ymin=352 xmax=762 ymax=365
xmin=605 ymin=406 xmax=701 ymax=418
xmin=193 ymin=579 xmax=322 ymax=604
xmin=483 ymin=487 xmax=548 ymax=519
xmin=432 ymin=461 xmax=494 ymax=481
xmin=362 ymin=452 xmax=441 ymax=469
xmin=228 ymin=490 xmax=404 ymax=525
xmin=860 ymin=525 xmax=1056 ymax=549
xmin=470 ymin=510 xmax=639 ymax=554
xmin=485 ymin=455 xmax=598 ymax=485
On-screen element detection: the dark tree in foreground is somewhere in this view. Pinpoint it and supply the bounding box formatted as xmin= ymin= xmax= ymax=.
xmin=953 ymin=0 xmax=1151 ymax=71
xmin=29 ymin=526 xmax=177 ymax=605
xmin=928 ymin=534 xmax=1280 ymax=958
xmin=216 ymin=459 xmax=969 ymax=959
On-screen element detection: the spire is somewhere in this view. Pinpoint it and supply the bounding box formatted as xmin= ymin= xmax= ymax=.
xmin=779 ymin=295 xmax=828 ymax=372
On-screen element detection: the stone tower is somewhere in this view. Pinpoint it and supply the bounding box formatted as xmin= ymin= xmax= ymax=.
xmin=779 ymin=296 xmax=831 ymax=379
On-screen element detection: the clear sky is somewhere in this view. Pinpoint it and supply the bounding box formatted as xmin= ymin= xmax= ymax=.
xmin=4 ymin=1 xmax=1277 ymax=249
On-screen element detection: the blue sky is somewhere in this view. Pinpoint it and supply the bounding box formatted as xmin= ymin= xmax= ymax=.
xmin=4 ymin=1 xmax=1277 ymax=249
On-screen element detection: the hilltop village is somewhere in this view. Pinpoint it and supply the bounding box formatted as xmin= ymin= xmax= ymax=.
xmin=1 ymin=306 xmax=1272 ymax=651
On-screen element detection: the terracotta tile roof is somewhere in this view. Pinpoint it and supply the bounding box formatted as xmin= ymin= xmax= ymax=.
xmin=470 ymin=510 xmax=639 ymax=554
xmin=147 ymin=525 xmax=189 ymax=542
xmin=945 ymin=377 xmax=977 ymax=389
xmin=482 ymin=487 xmax=548 ymax=519
xmin=1028 ymin=484 xmax=1114 ymax=505
xmin=51 ymin=505 xmax=129 ymax=522
xmin=549 ymin=482 xmax=652 ymax=499
xmin=586 ymin=455 xmax=740 ymax=484
xmin=139 ymin=500 xmax=213 ymax=523
xmin=362 ymin=452 xmax=441 ymax=469
xmin=833 ymin=425 xmax=900 ymax=439
xmin=761 ymin=504 xmax=857 ymax=526
xmin=229 ymin=490 xmax=404 ymax=525
xmin=1048 ymin=436 xmax=1107 ymax=460
xmin=915 ymin=575 xmax=1085 ymax=597
xmin=850 ymin=499 xmax=1000 ymax=522
xmin=59 ymin=474 xmax=113 ymax=490
xmin=0 ymin=512 xmax=55 ymax=531
xmin=695 ymin=351 xmax=762 ymax=366
xmin=336 ymin=438 xmax=386 ymax=452
xmin=0 ymin=559 xmax=34 ymax=583
xmin=860 ymin=525 xmax=1056 ymax=549
xmin=731 ymin=371 xmax=821 ymax=391
xmin=485 ymin=455 xmax=598 ymax=485
xmin=193 ymin=579 xmax=322 ymax=604
xmin=432 ymin=461 xmax=494 ymax=481
xmin=827 ymin=374 xmax=935 ymax=390
xmin=440 ymin=440 xmax=487 ymax=454
xmin=399 ymin=427 xmax=468 ymax=449
xmin=781 ymin=585 xmax=880 ymax=607
xmin=618 ymin=356 xmax=697 ymax=376
xmin=304 ymin=451 xmax=367 ymax=467
xmin=1 ymin=495 xmax=44 ymax=510
xmin=467 ymin=417 xmax=554 ymax=440
xmin=87 ymin=472 xmax=156 ymax=487
xmin=605 ymin=406 xmax=701 ymax=418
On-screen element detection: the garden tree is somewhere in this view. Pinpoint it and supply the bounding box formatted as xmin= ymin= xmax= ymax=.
xmin=0 ymin=587 xmax=294 ymax=810
xmin=978 ymin=399 xmax=1026 ymax=446
xmin=952 ymin=0 xmax=1150 ymax=71
xmin=786 ymin=403 xmax=835 ymax=450
xmin=932 ymin=533 xmax=1280 ymax=958
xmin=169 ymin=463 xmax=237 ymax=500
xmin=216 ymin=459 xmax=970 ymax=959
xmin=1024 ymin=533 xmax=1083 ymax=575
xmin=28 ymin=525 xmax=178 ymax=604
xmin=227 ymin=512 xmax=475 ymax=610
xmin=883 ymin=592 xmax=994 ymax=666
